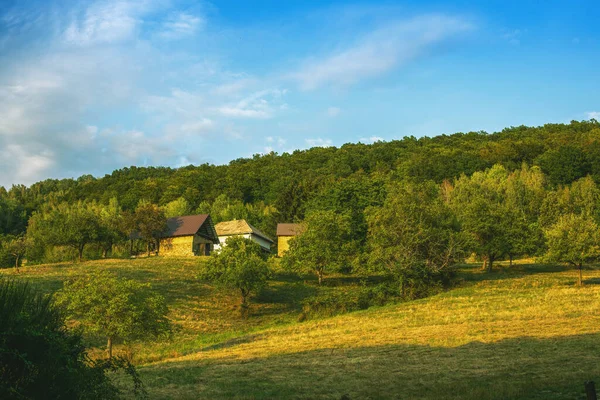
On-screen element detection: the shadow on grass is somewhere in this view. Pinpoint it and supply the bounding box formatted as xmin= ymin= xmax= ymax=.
xmin=456 ymin=263 xmax=571 ymax=284
xmin=135 ymin=333 xmax=600 ymax=400
xmin=202 ymin=333 xmax=266 ymax=352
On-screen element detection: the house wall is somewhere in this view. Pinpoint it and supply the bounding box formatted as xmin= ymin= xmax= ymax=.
xmin=215 ymin=233 xmax=272 ymax=252
xmin=277 ymin=236 xmax=294 ymax=257
xmin=160 ymin=235 xmax=214 ymax=257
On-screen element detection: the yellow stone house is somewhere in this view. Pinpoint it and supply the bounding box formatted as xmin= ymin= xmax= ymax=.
xmin=160 ymin=214 xmax=220 ymax=257
xmin=276 ymin=223 xmax=304 ymax=257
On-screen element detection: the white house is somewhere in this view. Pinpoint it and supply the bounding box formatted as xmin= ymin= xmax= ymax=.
xmin=214 ymin=219 xmax=274 ymax=252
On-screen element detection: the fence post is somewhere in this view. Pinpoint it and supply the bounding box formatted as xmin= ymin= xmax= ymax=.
xmin=586 ymin=381 xmax=597 ymax=400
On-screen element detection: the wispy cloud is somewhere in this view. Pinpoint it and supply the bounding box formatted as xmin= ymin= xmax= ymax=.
xmin=586 ymin=111 xmax=600 ymax=120
xmin=292 ymin=14 xmax=473 ymax=90
xmin=217 ymin=89 xmax=288 ymax=119
xmin=63 ymin=0 xmax=156 ymax=46
xmin=159 ymin=12 xmax=204 ymax=40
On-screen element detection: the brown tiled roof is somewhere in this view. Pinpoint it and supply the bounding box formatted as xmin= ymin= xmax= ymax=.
xmin=276 ymin=223 xmax=304 ymax=236
xmin=215 ymin=219 xmax=274 ymax=243
xmin=164 ymin=214 xmax=210 ymax=237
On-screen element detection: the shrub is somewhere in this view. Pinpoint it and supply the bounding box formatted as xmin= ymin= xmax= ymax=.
xmin=0 ymin=279 xmax=144 ymax=399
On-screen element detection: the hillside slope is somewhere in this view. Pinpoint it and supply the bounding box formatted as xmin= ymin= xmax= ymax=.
xmin=3 ymin=260 xmax=600 ymax=399
xmin=136 ymin=264 xmax=600 ymax=400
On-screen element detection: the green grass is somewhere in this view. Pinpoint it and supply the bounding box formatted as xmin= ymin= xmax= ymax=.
xmin=3 ymin=258 xmax=600 ymax=399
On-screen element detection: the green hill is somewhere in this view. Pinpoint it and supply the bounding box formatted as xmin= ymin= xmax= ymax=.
xmin=2 ymin=258 xmax=600 ymax=399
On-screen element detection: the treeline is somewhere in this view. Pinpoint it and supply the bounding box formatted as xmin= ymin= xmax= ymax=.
xmin=1 ymin=120 xmax=600 ymax=270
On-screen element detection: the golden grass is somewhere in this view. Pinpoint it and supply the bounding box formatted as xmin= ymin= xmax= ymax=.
xmin=4 ymin=259 xmax=600 ymax=399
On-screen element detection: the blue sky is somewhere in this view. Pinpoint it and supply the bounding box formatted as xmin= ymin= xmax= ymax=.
xmin=0 ymin=0 xmax=598 ymax=187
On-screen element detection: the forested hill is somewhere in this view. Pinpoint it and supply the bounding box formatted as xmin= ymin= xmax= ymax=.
xmin=2 ymin=120 xmax=600 ymax=236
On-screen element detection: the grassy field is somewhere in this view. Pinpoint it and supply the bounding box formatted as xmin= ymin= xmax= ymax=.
xmin=3 ymin=258 xmax=600 ymax=399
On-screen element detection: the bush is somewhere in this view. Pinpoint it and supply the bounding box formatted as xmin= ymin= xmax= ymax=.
xmin=0 ymin=279 xmax=144 ymax=399
xmin=299 ymin=282 xmax=402 ymax=320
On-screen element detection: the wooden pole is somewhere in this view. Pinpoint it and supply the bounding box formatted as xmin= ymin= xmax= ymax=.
xmin=585 ymin=381 xmax=597 ymax=400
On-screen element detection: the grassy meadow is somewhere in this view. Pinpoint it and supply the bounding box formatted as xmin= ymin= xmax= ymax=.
xmin=2 ymin=258 xmax=600 ymax=399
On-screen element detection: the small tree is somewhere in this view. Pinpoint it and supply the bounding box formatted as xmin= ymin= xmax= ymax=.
xmin=6 ymin=235 xmax=29 ymax=272
xmin=27 ymin=202 xmax=101 ymax=262
xmin=134 ymin=202 xmax=167 ymax=256
xmin=97 ymin=198 xmax=125 ymax=258
xmin=0 ymin=279 xmax=131 ymax=399
xmin=281 ymin=210 xmax=353 ymax=285
xmin=57 ymin=272 xmax=171 ymax=358
xmin=544 ymin=213 xmax=600 ymax=286
xmin=201 ymin=237 xmax=269 ymax=318
xmin=366 ymin=181 xmax=468 ymax=297
xmin=162 ymin=197 xmax=192 ymax=218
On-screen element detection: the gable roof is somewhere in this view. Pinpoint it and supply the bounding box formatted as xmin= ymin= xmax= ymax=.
xmin=163 ymin=214 xmax=218 ymax=243
xmin=276 ymin=223 xmax=304 ymax=237
xmin=215 ymin=219 xmax=274 ymax=243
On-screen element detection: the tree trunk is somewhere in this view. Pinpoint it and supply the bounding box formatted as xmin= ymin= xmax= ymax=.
xmin=78 ymin=244 xmax=84 ymax=262
xmin=509 ymin=254 xmax=513 ymax=267
xmin=578 ymin=263 xmax=583 ymax=286
xmin=130 ymin=239 xmax=134 ymax=256
xmin=487 ymin=255 xmax=494 ymax=273
xmin=147 ymin=242 xmax=150 ymax=257
xmin=481 ymin=256 xmax=488 ymax=271
xmin=107 ymin=337 xmax=113 ymax=359
xmin=240 ymin=290 xmax=249 ymax=319
xmin=317 ymin=269 xmax=323 ymax=285
xmin=15 ymin=255 xmax=20 ymax=273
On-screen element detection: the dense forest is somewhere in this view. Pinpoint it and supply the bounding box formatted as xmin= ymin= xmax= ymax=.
xmin=1 ymin=120 xmax=600 ymax=273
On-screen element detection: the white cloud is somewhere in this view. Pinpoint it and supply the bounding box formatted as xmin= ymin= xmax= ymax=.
xmin=159 ymin=12 xmax=204 ymax=40
xmin=359 ymin=136 xmax=384 ymax=143
xmin=63 ymin=0 xmax=156 ymax=46
xmin=306 ymin=138 xmax=333 ymax=147
xmin=586 ymin=111 xmax=600 ymax=120
xmin=327 ymin=106 xmax=341 ymax=117
xmin=216 ymin=89 xmax=288 ymax=119
xmin=293 ymin=14 xmax=473 ymax=90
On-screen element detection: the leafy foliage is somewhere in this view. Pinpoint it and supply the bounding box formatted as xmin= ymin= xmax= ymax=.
xmin=281 ymin=210 xmax=353 ymax=284
xmin=544 ymin=213 xmax=600 ymax=285
xmin=56 ymin=272 xmax=171 ymax=358
xmin=0 ymin=279 xmax=126 ymax=399
xmin=366 ymin=181 xmax=467 ymax=297
xmin=201 ymin=237 xmax=270 ymax=318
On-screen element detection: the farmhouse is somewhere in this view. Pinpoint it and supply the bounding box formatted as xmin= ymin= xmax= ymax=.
xmin=160 ymin=214 xmax=219 ymax=257
xmin=214 ymin=219 xmax=274 ymax=252
xmin=276 ymin=223 xmax=304 ymax=257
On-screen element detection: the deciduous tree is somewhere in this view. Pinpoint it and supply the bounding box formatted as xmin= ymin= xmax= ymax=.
xmin=202 ymin=237 xmax=270 ymax=318
xmin=544 ymin=213 xmax=600 ymax=286
xmin=281 ymin=210 xmax=353 ymax=285
xmin=57 ymin=271 xmax=171 ymax=358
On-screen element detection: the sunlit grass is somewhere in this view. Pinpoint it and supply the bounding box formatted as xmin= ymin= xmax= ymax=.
xmin=3 ymin=258 xmax=600 ymax=399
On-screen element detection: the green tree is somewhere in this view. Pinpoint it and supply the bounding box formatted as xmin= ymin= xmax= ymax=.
xmin=27 ymin=201 xmax=101 ymax=262
xmin=366 ymin=181 xmax=467 ymax=297
xmin=537 ymin=145 xmax=590 ymax=186
xmin=57 ymin=271 xmax=171 ymax=358
xmin=544 ymin=213 xmax=600 ymax=286
xmin=448 ymin=165 xmax=516 ymax=271
xmin=281 ymin=210 xmax=353 ymax=285
xmin=0 ymin=280 xmax=128 ymax=399
xmin=133 ymin=202 xmax=167 ymax=256
xmin=201 ymin=237 xmax=270 ymax=318
xmin=5 ymin=235 xmax=29 ymax=272
xmin=162 ymin=197 xmax=192 ymax=218
xmin=97 ymin=198 xmax=125 ymax=258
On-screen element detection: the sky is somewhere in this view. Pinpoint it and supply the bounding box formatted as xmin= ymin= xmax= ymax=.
xmin=0 ymin=0 xmax=599 ymax=187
